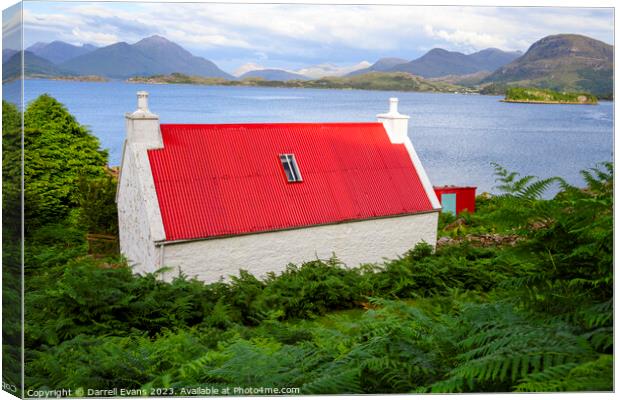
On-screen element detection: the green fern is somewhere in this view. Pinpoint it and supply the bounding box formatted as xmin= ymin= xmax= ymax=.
xmin=515 ymin=355 xmax=612 ymax=392
xmin=302 ymin=368 xmax=362 ymax=394
xmin=491 ymin=162 xmax=561 ymax=200
xmin=430 ymin=303 xmax=600 ymax=393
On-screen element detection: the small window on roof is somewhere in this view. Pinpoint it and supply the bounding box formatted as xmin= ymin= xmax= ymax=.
xmin=279 ymin=154 xmax=303 ymax=182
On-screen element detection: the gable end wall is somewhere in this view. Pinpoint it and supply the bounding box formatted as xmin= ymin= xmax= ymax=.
xmin=117 ymin=142 xmax=164 ymax=274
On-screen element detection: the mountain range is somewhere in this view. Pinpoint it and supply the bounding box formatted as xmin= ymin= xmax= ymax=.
xmin=235 ymin=49 xmax=522 ymax=82
xmin=5 ymin=35 xmax=232 ymax=80
xmin=2 ymin=51 xmax=73 ymax=81
xmin=4 ymin=33 xmax=613 ymax=96
xmin=346 ymin=49 xmax=521 ymax=78
xmin=27 ymin=41 xmax=99 ymax=64
xmin=3 ymin=35 xmax=522 ymax=81
xmin=58 ymin=35 xmax=232 ymax=79
xmin=349 ymin=48 xmax=522 ymax=78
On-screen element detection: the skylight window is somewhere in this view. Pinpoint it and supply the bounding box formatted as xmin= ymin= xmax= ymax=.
xmin=279 ymin=154 xmax=302 ymax=182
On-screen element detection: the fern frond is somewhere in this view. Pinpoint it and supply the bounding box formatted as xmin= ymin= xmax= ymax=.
xmin=514 ymin=362 xmax=578 ymax=391
xmin=581 ymin=327 xmax=613 ymax=353
xmin=515 ymin=355 xmax=612 ymax=392
xmin=302 ymin=368 xmax=362 ymax=394
xmin=517 ymin=177 xmax=559 ymax=200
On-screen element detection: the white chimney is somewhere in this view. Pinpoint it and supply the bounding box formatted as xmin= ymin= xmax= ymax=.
xmin=137 ymin=91 xmax=149 ymax=112
xmin=125 ymin=91 xmax=163 ymax=148
xmin=376 ymin=97 xmax=409 ymax=144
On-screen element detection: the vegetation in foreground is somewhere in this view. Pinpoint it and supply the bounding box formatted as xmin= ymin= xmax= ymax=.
xmin=2 ymin=95 xmax=613 ymax=395
xmin=503 ymin=87 xmax=598 ymax=104
xmin=127 ymin=72 xmax=474 ymax=94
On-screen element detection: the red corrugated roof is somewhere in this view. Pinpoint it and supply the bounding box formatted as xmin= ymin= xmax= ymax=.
xmin=148 ymin=122 xmax=434 ymax=241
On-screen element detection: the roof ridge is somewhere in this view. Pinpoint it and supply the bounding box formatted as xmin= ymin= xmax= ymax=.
xmin=160 ymin=121 xmax=383 ymax=127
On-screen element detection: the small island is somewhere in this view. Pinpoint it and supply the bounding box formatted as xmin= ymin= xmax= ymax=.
xmin=502 ymin=87 xmax=598 ymax=104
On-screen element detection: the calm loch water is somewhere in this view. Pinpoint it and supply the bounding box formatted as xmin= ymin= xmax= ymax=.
xmin=20 ymin=79 xmax=613 ymax=193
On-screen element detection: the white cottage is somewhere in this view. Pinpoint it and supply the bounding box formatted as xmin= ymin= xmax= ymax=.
xmin=117 ymin=92 xmax=441 ymax=282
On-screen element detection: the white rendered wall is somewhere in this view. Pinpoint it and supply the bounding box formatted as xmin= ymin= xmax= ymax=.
xmin=160 ymin=211 xmax=439 ymax=283
xmin=117 ymin=142 xmax=165 ymax=274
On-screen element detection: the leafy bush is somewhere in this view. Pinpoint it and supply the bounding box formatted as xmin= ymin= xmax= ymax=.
xmin=76 ymin=174 xmax=119 ymax=235
xmin=255 ymin=258 xmax=365 ymax=320
xmin=22 ymin=94 xmax=108 ymax=231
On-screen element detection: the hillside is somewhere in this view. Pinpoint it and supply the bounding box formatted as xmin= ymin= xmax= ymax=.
xmin=391 ymin=48 xmax=480 ymax=77
xmin=483 ymin=34 xmax=613 ymax=96
xmin=2 ymin=51 xmax=74 ymax=82
xmin=27 ymin=41 xmax=98 ymax=64
xmin=239 ymin=69 xmax=309 ymax=81
xmin=60 ymin=35 xmax=232 ymax=79
xmin=305 ymin=72 xmax=468 ymax=92
xmin=431 ymin=70 xmax=491 ymax=86
xmin=389 ymin=48 xmax=521 ymax=78
xmin=468 ymin=48 xmax=523 ymax=71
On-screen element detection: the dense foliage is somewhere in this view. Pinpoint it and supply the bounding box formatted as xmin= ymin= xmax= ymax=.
xmin=21 ymin=94 xmax=108 ymax=231
xmin=2 ymin=100 xmax=23 ymax=394
xmin=1 ymin=96 xmax=115 ymax=396
xmin=504 ymin=87 xmax=597 ymax=104
xmin=17 ymin=95 xmax=613 ymax=394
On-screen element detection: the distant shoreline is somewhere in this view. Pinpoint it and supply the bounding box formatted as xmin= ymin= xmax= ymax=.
xmin=16 ymin=77 xmax=488 ymax=97
xmin=16 ymin=77 xmax=613 ymax=102
xmin=47 ymin=75 xmax=108 ymax=83
xmin=125 ymin=79 xmax=479 ymax=95
xmin=500 ymin=99 xmax=598 ymax=105
xmin=14 ymin=75 xmax=108 ymax=83
xmin=125 ymin=72 xmax=478 ymax=95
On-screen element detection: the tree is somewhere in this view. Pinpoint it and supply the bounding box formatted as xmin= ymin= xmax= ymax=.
xmin=22 ymin=94 xmax=108 ymax=232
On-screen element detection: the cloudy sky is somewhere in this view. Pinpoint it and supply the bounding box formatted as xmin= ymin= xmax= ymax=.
xmin=19 ymin=1 xmax=615 ymax=74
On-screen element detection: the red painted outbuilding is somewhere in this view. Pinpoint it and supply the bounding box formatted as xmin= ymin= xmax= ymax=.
xmin=433 ymin=186 xmax=477 ymax=215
